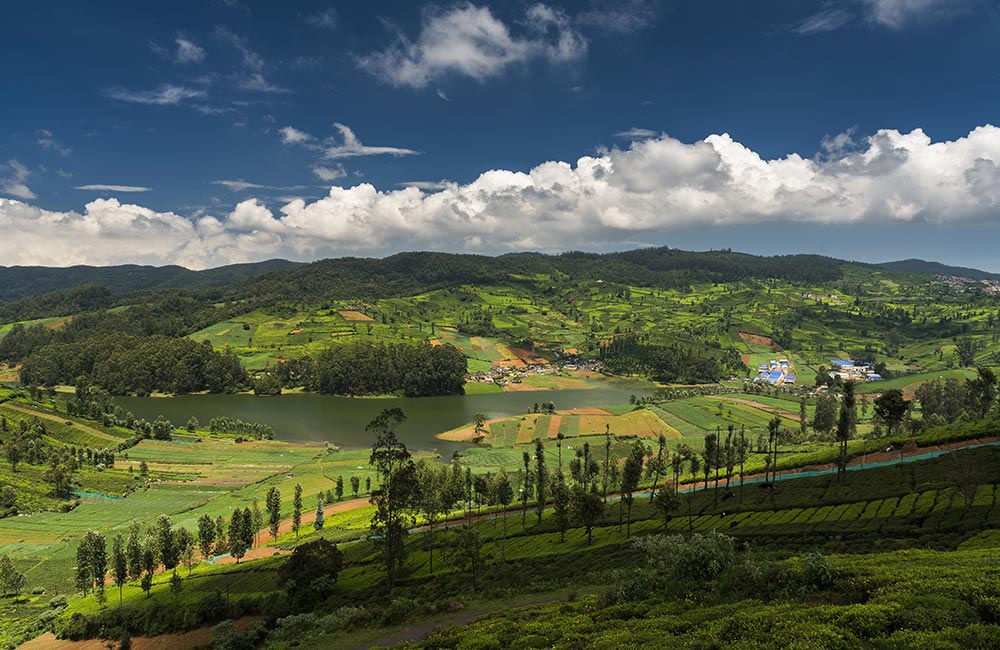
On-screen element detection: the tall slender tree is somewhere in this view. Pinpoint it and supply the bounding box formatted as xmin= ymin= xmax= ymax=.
xmin=197 ymin=514 xmax=216 ymax=561
xmin=650 ymin=433 xmax=667 ymax=503
xmin=368 ymin=408 xmax=421 ymax=588
xmin=534 ymin=439 xmax=547 ymax=526
xmin=111 ymin=534 xmax=127 ymax=606
xmin=620 ymin=440 xmax=645 ymax=537
xmin=836 ymin=381 xmax=857 ymax=481
xmin=292 ymin=484 xmax=303 ymax=539
xmin=602 ymin=425 xmax=613 ymax=503
xmin=553 ymin=472 xmax=570 ymax=542
xmin=266 ymin=486 xmax=282 ymax=541
xmin=495 ymin=470 xmax=513 ymax=561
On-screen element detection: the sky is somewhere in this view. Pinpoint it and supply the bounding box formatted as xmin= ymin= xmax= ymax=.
xmin=3 ymin=0 xmax=1000 ymax=270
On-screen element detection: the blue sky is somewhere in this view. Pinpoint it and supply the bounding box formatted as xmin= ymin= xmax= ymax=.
xmin=3 ymin=0 xmax=1000 ymax=269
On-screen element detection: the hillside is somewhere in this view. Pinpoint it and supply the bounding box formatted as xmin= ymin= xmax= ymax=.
xmin=876 ymin=258 xmax=1000 ymax=281
xmin=0 ymin=259 xmax=299 ymax=304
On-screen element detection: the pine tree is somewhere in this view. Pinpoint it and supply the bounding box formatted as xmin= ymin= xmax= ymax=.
xmin=111 ymin=534 xmax=127 ymax=606
xmin=314 ymin=494 xmax=325 ymax=530
xmin=266 ymin=486 xmax=282 ymax=541
xmin=292 ymin=484 xmax=303 ymax=539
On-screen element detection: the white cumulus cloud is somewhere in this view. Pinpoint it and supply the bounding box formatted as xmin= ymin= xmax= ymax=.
xmin=0 ymin=160 xmax=35 ymax=200
xmin=6 ymin=125 xmax=1000 ymax=267
xmin=359 ymin=3 xmax=587 ymax=88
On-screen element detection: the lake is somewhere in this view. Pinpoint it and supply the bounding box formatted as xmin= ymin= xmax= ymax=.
xmin=116 ymin=381 xmax=653 ymax=453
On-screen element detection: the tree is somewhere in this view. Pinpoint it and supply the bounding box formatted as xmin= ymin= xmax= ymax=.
xmin=292 ymin=484 xmax=303 ymax=539
xmin=653 ymin=483 xmax=680 ymax=532
xmin=556 ymin=432 xmax=565 ymax=471
xmin=111 ymin=534 xmax=128 ymax=606
xmin=335 ymin=475 xmax=344 ymax=501
xmin=154 ymin=515 xmax=178 ymax=574
xmin=813 ymin=393 xmax=838 ymax=436
xmin=957 ymin=337 xmax=977 ymax=367
xmin=83 ymin=530 xmax=106 ymax=601
xmin=140 ymin=543 xmax=155 ymax=598
xmin=553 ymin=472 xmax=571 ymax=543
xmin=5 ymin=443 xmax=21 ymax=472
xmin=266 ymin=486 xmax=282 ymax=541
xmin=0 ymin=554 xmax=26 ymax=600
xmin=314 ymin=493 xmax=325 ymax=530
xmin=176 ymin=528 xmax=196 ymax=576
xmin=620 ymin=440 xmax=645 ymax=537
xmin=702 ymin=433 xmax=716 ymax=490
xmin=44 ymin=463 xmax=72 ymax=497
xmin=602 ymin=425 xmax=613 ymax=503
xmin=649 ymin=433 xmax=667 ymax=503
xmin=250 ymin=498 xmax=264 ymax=548
xmin=126 ymin=521 xmax=143 ymax=582
xmin=197 ymin=514 xmax=216 ymax=561
xmin=799 ymin=397 xmax=808 ymax=438
xmin=495 ymin=470 xmax=513 ymax=561
xmin=572 ymin=486 xmax=603 ymax=545
xmin=472 ymin=413 xmax=487 ymax=443
xmin=836 ymin=381 xmax=857 ymax=480
xmin=534 ymin=439 xmax=547 ymax=526
xmin=967 ymin=366 xmax=998 ymax=419
xmin=277 ymin=539 xmax=344 ymax=609
xmin=767 ymin=417 xmax=781 ymax=485
xmin=874 ymin=389 xmax=910 ymax=438
xmin=228 ymin=509 xmax=249 ymax=563
xmin=521 ymin=451 xmax=531 ymax=528
xmin=76 ymin=532 xmax=94 ymax=596
xmin=367 ymin=408 xmax=421 ymax=588
xmin=449 ymin=525 xmax=486 ymax=592
xmin=350 ymin=475 xmax=360 ymax=498
xmin=365 ymin=476 xmax=371 ymax=493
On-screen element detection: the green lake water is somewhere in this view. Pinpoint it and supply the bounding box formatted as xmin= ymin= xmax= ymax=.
xmin=116 ymin=381 xmax=653 ymax=453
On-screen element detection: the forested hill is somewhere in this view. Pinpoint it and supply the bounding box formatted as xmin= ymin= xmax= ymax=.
xmin=238 ymin=248 xmax=850 ymax=302
xmin=876 ymin=258 xmax=1000 ymax=281
xmin=0 ymin=259 xmax=299 ymax=304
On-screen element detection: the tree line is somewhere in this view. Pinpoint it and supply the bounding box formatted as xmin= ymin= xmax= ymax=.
xmin=274 ymin=341 xmax=467 ymax=397
xmin=18 ymin=334 xmax=246 ymax=395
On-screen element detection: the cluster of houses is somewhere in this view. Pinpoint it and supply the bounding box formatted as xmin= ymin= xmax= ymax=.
xmin=829 ymin=359 xmax=882 ymax=381
xmin=802 ymin=292 xmax=845 ymax=304
xmin=936 ymin=275 xmax=1000 ymax=295
xmin=754 ymin=358 xmax=796 ymax=386
xmin=465 ymin=355 xmax=603 ymax=388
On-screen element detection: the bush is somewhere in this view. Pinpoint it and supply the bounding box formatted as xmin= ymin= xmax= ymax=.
xmin=633 ymin=532 xmax=741 ymax=583
xmin=800 ymin=552 xmax=836 ymax=590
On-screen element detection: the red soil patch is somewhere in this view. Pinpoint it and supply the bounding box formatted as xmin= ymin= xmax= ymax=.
xmin=509 ymin=347 xmax=547 ymax=365
xmin=545 ymin=415 xmax=563 ymax=439
xmin=289 ymin=329 xmax=302 ymax=335
xmin=496 ymin=358 xmax=527 ymax=369
xmin=739 ymin=331 xmax=781 ymax=350
xmin=45 ymin=316 xmax=75 ymax=329
xmin=339 ymin=310 xmax=374 ymax=322
xmin=429 ymin=339 xmax=442 ymax=347
xmin=740 ymin=354 xmax=751 ymax=365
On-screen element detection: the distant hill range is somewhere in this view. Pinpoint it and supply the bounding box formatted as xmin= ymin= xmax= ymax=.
xmin=2 ymin=249 xmax=998 ymax=309
xmin=874 ymin=259 xmax=1000 ymax=282
xmin=0 ymin=259 xmax=300 ymax=303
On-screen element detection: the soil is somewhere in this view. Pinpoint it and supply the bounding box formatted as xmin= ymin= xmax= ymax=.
xmin=738 ymin=331 xmax=781 ymax=350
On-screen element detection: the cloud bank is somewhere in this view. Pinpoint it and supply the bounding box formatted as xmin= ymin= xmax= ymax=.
xmin=3 ymin=125 xmax=1000 ymax=268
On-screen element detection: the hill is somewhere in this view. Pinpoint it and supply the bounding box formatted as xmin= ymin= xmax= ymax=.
xmin=0 ymin=259 xmax=299 ymax=304
xmin=876 ymin=258 xmax=1000 ymax=281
